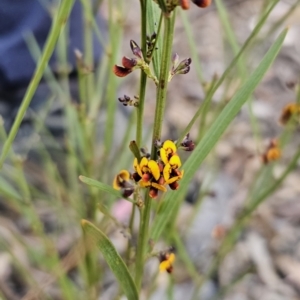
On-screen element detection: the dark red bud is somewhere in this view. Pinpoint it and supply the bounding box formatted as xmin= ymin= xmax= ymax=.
xmin=180 ymin=0 xmax=190 ymax=9
xmin=169 ymin=181 xmax=179 ymax=190
xmin=158 ymin=176 xmax=165 ymax=185
xmin=149 ymin=187 xmax=158 ymax=199
xmin=181 ymin=140 xmax=195 ymax=151
xmin=142 ymin=173 xmax=152 ymax=182
xmin=132 ymin=172 xmax=141 ymax=182
xmin=181 ymin=134 xmax=195 ymax=151
xmin=192 ymin=0 xmax=211 ymax=8
xmin=158 ymin=162 xmax=164 ymax=172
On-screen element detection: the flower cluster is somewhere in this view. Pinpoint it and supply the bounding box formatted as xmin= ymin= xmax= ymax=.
xmin=113 ymin=139 xmax=190 ymax=199
xmin=113 ymin=40 xmax=158 ymax=85
xmin=133 ymin=140 xmax=184 ymax=199
xmin=118 ymin=95 xmax=139 ymax=107
xmin=113 ymin=40 xmax=192 ymax=86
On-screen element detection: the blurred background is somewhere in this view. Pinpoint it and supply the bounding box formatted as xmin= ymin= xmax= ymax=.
xmin=0 ymin=0 xmax=300 ymax=299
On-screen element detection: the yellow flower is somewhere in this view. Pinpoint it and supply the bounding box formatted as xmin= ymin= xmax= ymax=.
xmin=113 ymin=170 xmax=130 ymax=190
xmin=133 ymin=157 xmax=160 ymax=181
xmin=160 ymin=140 xmax=177 ymax=165
xmin=159 ymin=252 xmax=176 ymax=273
xmin=133 ymin=157 xmax=166 ymax=198
xmin=113 ymin=170 xmax=134 ymax=197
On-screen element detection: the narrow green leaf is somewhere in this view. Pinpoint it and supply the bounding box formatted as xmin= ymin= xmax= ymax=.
xmin=0 ymin=176 xmax=22 ymax=201
xmin=179 ymin=9 xmax=204 ymax=84
xmin=215 ymin=0 xmax=246 ymax=78
xmin=79 ymin=175 xmax=135 ymax=203
xmin=81 ymin=220 xmax=139 ymax=300
xmin=150 ymin=28 xmax=288 ymax=241
xmin=79 ymin=175 xmax=120 ymax=196
xmin=178 ymin=0 xmax=279 ymax=143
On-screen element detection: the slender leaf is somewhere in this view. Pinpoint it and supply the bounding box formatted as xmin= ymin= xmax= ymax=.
xmin=215 ymin=0 xmax=246 ymax=78
xmin=150 ymin=28 xmax=288 ymax=241
xmin=177 ymin=0 xmax=279 ymax=143
xmin=81 ymin=220 xmax=139 ymax=300
xmin=79 ymin=175 xmax=135 ymax=203
xmin=0 ymin=176 xmax=22 ymax=201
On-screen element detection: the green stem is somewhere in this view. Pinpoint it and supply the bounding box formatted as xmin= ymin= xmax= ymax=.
xmin=136 ymin=0 xmax=148 ymax=147
xmin=151 ymin=12 xmax=176 ymax=157
xmin=134 ymin=193 xmax=150 ymax=289
xmin=134 ymin=0 xmax=149 ymax=289
xmin=136 ymin=73 xmax=147 ymax=147
xmin=0 ymin=0 xmax=75 ymax=168
xmin=82 ymin=0 xmax=95 ymax=105
xmin=134 ymin=10 xmax=176 ymax=290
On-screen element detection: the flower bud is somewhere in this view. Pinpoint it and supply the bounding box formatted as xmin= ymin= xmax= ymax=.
xmin=172 ymin=57 xmax=192 ymax=76
xmin=181 ymin=133 xmax=195 ymax=151
xmin=130 ymin=40 xmax=144 ymax=60
xmin=192 ymin=0 xmax=211 ymax=8
xmin=149 ymin=187 xmax=158 ymax=199
xmin=180 ymin=0 xmax=190 ymax=10
xmin=172 ymin=53 xmax=180 ymax=69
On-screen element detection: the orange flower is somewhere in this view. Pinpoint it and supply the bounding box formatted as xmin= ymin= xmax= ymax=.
xmin=279 ymin=103 xmax=300 ymax=125
xmin=262 ymin=139 xmax=281 ymax=164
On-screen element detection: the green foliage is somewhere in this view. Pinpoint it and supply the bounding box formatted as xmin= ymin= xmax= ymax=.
xmin=150 ymin=28 xmax=288 ymax=241
xmin=81 ymin=220 xmax=139 ymax=300
xmin=0 ymin=0 xmax=298 ymax=299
